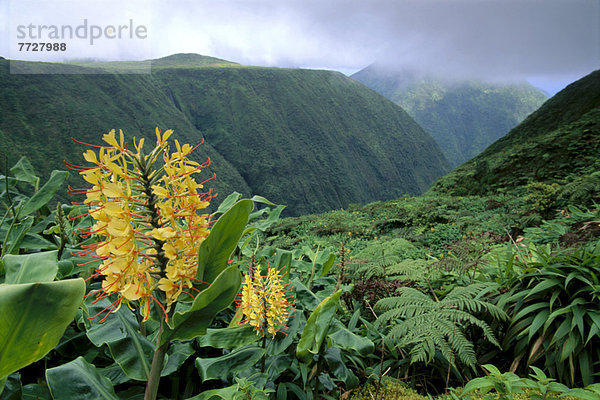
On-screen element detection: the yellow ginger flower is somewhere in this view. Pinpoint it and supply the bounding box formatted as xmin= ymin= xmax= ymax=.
xmin=238 ymin=266 xmax=292 ymax=338
xmin=68 ymin=128 xmax=214 ymax=322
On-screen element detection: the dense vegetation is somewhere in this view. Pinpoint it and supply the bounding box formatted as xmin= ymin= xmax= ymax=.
xmin=0 ymin=54 xmax=450 ymax=215
xmin=352 ymin=65 xmax=547 ymax=167
xmin=1 ymin=64 xmax=599 ymax=400
xmin=433 ymin=68 xmax=600 ymax=205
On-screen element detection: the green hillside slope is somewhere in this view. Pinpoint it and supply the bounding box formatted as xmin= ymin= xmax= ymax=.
xmin=0 ymin=54 xmax=450 ymax=215
xmin=352 ymin=65 xmax=547 ymax=167
xmin=431 ymin=69 xmax=600 ymax=203
xmin=0 ymin=59 xmax=251 ymax=200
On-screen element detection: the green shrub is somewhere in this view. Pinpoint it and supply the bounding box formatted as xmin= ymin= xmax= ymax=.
xmin=500 ymin=240 xmax=600 ymax=386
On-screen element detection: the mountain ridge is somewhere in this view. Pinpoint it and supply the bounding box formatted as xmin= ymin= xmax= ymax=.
xmin=352 ymin=64 xmax=548 ymax=167
xmin=0 ymin=54 xmax=450 ymax=215
xmin=430 ymin=69 xmax=600 ymax=203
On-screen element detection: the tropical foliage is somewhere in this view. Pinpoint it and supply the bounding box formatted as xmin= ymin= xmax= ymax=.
xmin=2 ymin=68 xmax=600 ymax=399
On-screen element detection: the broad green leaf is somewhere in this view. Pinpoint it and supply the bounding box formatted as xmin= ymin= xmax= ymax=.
xmin=296 ymin=290 xmax=341 ymax=363
xmin=559 ymin=335 xmax=578 ymax=362
xmin=561 ymin=388 xmax=600 ymax=400
xmin=162 ymin=341 xmax=195 ymax=377
xmin=2 ymin=217 xmax=34 ymax=255
xmin=323 ymin=347 xmax=358 ymax=388
xmin=18 ymin=234 xmax=57 ymax=250
xmin=268 ymin=312 xmax=304 ymax=356
xmin=461 ymin=377 xmax=494 ymax=395
xmin=162 ymin=266 xmax=242 ymax=345
xmin=579 ymin=350 xmax=592 ymax=386
xmin=3 ymin=250 xmax=58 ymax=284
xmin=319 ymin=252 xmax=336 ymax=277
xmin=22 ymin=383 xmax=51 ymax=399
xmin=84 ymin=298 xmax=153 ymax=381
xmin=212 ymin=192 xmax=243 ymax=216
xmin=195 ymin=347 xmax=265 ymax=381
xmin=196 ymin=325 xmax=260 ymax=349
xmin=280 ymin=383 xmax=308 ymax=400
xmin=10 ymin=157 xmax=39 ymax=188
xmin=549 ymin=318 xmax=572 ymax=347
xmin=572 ymin=305 xmax=585 ymax=338
xmin=528 ymin=309 xmax=549 ymax=343
xmin=185 ymin=384 xmax=238 ymax=400
xmin=249 ymin=194 xmax=276 ymax=206
xmin=197 ymin=199 xmax=253 ymax=284
xmin=0 ymin=279 xmax=85 ymax=379
xmin=513 ymin=301 xmax=549 ymax=322
xmin=18 ymin=170 xmax=67 ymax=217
xmin=291 ymin=278 xmax=320 ymax=311
xmin=46 ymin=357 xmax=118 ymax=400
xmin=251 ymin=205 xmax=285 ymax=231
xmin=328 ymin=325 xmax=374 ymax=356
xmin=273 ymin=249 xmax=293 ymax=281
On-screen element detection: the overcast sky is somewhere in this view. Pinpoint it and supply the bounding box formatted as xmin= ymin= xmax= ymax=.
xmin=2 ymin=0 xmax=599 ymax=94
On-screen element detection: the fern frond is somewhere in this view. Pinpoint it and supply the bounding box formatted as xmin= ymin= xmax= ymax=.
xmin=376 ymin=283 xmax=505 ymax=369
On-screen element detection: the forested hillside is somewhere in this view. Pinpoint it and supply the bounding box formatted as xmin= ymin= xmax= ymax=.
xmin=352 ymin=65 xmax=547 ymax=167
xmin=0 ymin=54 xmax=450 ymax=215
xmin=432 ymin=68 xmax=600 ymax=208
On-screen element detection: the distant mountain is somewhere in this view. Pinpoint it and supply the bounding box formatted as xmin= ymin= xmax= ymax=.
xmin=0 ymin=54 xmax=450 ymax=215
xmin=352 ymin=65 xmax=547 ymax=167
xmin=151 ymin=53 xmax=238 ymax=68
xmin=431 ymin=69 xmax=600 ymax=202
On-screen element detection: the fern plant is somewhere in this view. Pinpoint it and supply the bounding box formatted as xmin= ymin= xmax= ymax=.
xmin=375 ymin=283 xmax=507 ymax=369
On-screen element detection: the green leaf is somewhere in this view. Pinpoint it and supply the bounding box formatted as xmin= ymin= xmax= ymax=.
xmin=195 ymin=347 xmax=265 ymax=381
xmin=291 ymin=278 xmax=320 ymax=311
xmin=561 ymin=388 xmax=600 ymax=400
xmin=0 ymin=279 xmax=85 ymax=379
xmin=46 ymin=357 xmax=118 ymax=400
xmin=212 ymin=192 xmax=243 ymax=216
xmin=528 ymin=309 xmax=550 ymax=343
xmin=251 ymin=205 xmax=285 ymax=231
xmin=524 ymin=279 xmax=559 ymax=299
xmin=323 ymin=347 xmax=359 ymax=388
xmin=18 ymin=170 xmax=67 ymax=217
xmin=2 ymin=217 xmax=34 ymax=255
xmin=513 ymin=302 xmax=549 ymax=322
xmin=22 ymin=383 xmax=51 ymax=399
xmin=162 ymin=341 xmax=195 ymax=377
xmin=3 ymin=250 xmax=58 ymax=284
xmin=274 ymin=249 xmax=293 ymax=281
xmin=197 ymin=199 xmax=253 ymax=284
xmin=462 ymin=376 xmax=494 ymax=395
xmin=249 ymin=194 xmax=276 ymax=206
xmin=328 ymin=325 xmax=374 ymax=356
xmin=162 ymin=265 xmax=242 ymax=345
xmin=185 ymin=384 xmax=238 ymax=400
xmin=319 ymin=252 xmax=336 ymax=277
xmin=19 ymin=234 xmax=57 ymax=251
xmin=196 ymin=325 xmax=260 ymax=349
xmin=10 ymin=157 xmax=39 ymax=188
xmin=84 ymin=298 xmax=153 ymax=381
xmin=296 ymin=290 xmax=341 ymax=363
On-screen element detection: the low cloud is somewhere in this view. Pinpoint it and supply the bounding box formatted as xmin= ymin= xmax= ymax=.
xmin=2 ymin=0 xmax=598 ymax=87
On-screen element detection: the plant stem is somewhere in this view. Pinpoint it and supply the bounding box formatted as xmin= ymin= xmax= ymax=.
xmin=261 ymin=334 xmax=267 ymax=373
xmin=144 ymin=319 xmax=167 ymax=400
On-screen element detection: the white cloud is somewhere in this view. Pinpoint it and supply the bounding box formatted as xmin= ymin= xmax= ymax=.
xmin=2 ymin=0 xmax=598 ymax=85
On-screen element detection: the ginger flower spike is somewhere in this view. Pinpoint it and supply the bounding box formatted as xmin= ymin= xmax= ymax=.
xmin=238 ymin=266 xmax=293 ymax=338
xmin=68 ymin=128 xmax=215 ymax=322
